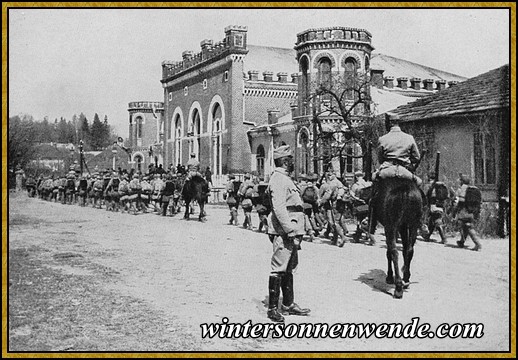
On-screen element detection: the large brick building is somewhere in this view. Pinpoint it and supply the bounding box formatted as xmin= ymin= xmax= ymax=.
xmin=130 ymin=25 xmax=466 ymax=183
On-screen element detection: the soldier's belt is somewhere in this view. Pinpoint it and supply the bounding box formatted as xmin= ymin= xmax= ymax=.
xmin=287 ymin=205 xmax=304 ymax=213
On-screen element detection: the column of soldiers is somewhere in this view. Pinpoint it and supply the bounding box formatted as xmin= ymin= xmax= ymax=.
xmin=26 ymin=164 xmax=191 ymax=217
xmin=22 ymin=146 xmax=484 ymax=252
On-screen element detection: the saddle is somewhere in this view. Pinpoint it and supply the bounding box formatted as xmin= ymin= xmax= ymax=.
xmin=377 ymin=164 xmax=422 ymax=186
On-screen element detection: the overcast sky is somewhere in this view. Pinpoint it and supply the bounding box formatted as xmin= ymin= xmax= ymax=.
xmin=8 ymin=7 xmax=510 ymax=136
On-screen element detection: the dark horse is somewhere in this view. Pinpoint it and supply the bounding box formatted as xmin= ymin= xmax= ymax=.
xmin=181 ymin=175 xmax=209 ymax=221
xmin=371 ymin=177 xmax=424 ymax=299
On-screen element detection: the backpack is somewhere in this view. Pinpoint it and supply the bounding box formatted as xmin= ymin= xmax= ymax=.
xmin=432 ymin=182 xmax=449 ymax=201
xmin=464 ymin=185 xmax=482 ymax=215
xmin=302 ymin=185 xmax=318 ymax=204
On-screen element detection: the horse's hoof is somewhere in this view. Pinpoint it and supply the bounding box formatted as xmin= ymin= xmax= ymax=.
xmin=393 ymin=291 xmax=403 ymax=299
xmin=386 ymin=276 xmax=394 ymax=284
xmin=402 ymin=281 xmax=410 ymax=289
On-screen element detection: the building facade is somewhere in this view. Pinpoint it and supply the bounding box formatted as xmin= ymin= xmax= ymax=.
xmin=127 ymin=101 xmax=165 ymax=173
xmin=134 ymin=25 xmax=466 ymax=183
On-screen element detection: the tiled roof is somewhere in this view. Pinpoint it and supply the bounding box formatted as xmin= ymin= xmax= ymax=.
xmin=390 ymin=64 xmax=509 ymax=122
xmin=370 ymin=53 xmax=467 ymax=82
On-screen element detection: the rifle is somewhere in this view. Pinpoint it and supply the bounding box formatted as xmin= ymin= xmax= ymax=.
xmin=434 ymin=151 xmax=440 ymax=182
xmin=411 ymin=149 xmax=427 ymax=172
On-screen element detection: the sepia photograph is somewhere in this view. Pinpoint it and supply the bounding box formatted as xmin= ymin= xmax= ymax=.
xmin=5 ymin=3 xmax=514 ymax=356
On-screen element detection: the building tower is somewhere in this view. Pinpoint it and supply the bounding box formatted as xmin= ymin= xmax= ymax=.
xmin=293 ymin=27 xmax=375 ymax=175
xmin=127 ymin=101 xmax=165 ymax=173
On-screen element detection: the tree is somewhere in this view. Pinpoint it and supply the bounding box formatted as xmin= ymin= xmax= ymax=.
xmin=57 ymin=117 xmax=69 ymax=143
xmin=304 ymin=71 xmax=384 ymax=179
xmin=37 ymin=116 xmax=53 ymax=143
xmin=90 ymin=113 xmax=104 ymax=150
xmin=8 ymin=115 xmax=37 ymax=170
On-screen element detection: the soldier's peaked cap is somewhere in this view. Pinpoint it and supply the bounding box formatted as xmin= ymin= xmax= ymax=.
xmin=273 ymin=145 xmax=292 ymax=160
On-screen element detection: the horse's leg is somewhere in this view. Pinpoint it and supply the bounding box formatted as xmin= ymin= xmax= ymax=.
xmin=386 ymin=226 xmax=403 ymax=298
xmin=184 ymin=200 xmax=190 ymax=219
xmin=386 ymin=247 xmax=394 ymax=284
xmin=402 ymin=225 xmax=417 ymax=288
xmin=400 ymin=225 xmax=411 ymax=288
xmin=198 ymin=201 xmax=206 ymax=222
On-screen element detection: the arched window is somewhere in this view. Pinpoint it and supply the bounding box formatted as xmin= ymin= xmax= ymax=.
xmin=193 ymin=109 xmax=201 ymax=159
xmin=318 ymin=57 xmax=332 ymax=88
xmin=256 ymin=145 xmax=265 ymax=177
xmin=318 ymin=57 xmax=332 ymax=107
xmin=364 ymin=56 xmax=370 ymax=72
xmin=174 ymin=115 xmax=182 ymax=166
xmin=300 ymin=56 xmax=310 ymax=115
xmin=211 ymin=103 xmax=223 ymax=176
xmin=344 ymin=57 xmax=358 ymax=100
xmin=135 ymin=116 xmax=143 ymax=146
xmin=134 ymin=154 xmax=143 ymax=173
xmin=298 ymin=130 xmax=310 ymax=175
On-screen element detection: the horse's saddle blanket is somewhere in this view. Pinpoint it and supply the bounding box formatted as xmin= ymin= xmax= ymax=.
xmin=378 ymin=165 xmax=422 ymax=186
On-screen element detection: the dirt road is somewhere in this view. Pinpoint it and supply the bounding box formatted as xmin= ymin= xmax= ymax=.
xmin=7 ymin=192 xmax=511 ymax=353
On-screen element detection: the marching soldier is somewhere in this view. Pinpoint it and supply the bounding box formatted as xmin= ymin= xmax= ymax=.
xmin=238 ymin=173 xmax=255 ymax=230
xmin=266 ymin=145 xmax=310 ymax=323
xmin=104 ymin=171 xmax=121 ymax=212
xmin=128 ymin=173 xmax=142 ymax=214
xmin=118 ymin=174 xmax=130 ymax=213
xmin=224 ymin=174 xmax=240 ymax=226
xmin=92 ymin=173 xmax=105 ymax=209
xmin=422 ymin=171 xmax=451 ymax=244
xmin=319 ymin=170 xmax=347 ymax=246
xmin=252 ymin=177 xmax=270 ymax=233
xmin=453 ymin=175 xmax=482 ymax=251
xmin=25 ymin=174 xmax=37 ymax=198
xmin=140 ymin=176 xmax=153 ymax=213
xmin=151 ymin=174 xmax=165 ymax=213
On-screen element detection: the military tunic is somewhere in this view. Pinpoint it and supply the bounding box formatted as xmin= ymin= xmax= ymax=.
xmin=267 ymin=167 xmax=305 ymax=274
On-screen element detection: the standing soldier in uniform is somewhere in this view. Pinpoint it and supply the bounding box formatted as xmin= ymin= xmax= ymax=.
xmin=266 ymin=145 xmax=310 ymax=322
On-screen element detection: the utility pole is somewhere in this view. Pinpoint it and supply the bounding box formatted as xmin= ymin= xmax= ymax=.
xmin=79 ymin=140 xmax=84 ymax=175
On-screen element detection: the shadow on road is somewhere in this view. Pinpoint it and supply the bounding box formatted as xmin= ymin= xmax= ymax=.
xmin=354 ymin=269 xmax=394 ymax=297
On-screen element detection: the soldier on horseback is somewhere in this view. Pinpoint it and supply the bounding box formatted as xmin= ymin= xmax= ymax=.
xmin=184 ymin=153 xmax=211 ymax=197
xmin=369 ymin=112 xmax=428 ymax=241
xmin=185 ymin=153 xmax=202 ymax=180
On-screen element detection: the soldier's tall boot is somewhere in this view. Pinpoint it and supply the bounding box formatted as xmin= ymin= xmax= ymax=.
xmin=468 ymin=228 xmax=482 ymax=251
xmin=267 ymin=275 xmax=284 ymax=322
xmin=457 ymin=226 xmax=467 ymax=248
xmin=280 ymin=273 xmax=311 ymax=316
xmin=437 ymin=225 xmax=447 ymax=244
xmin=232 ymin=209 xmax=239 ymax=226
